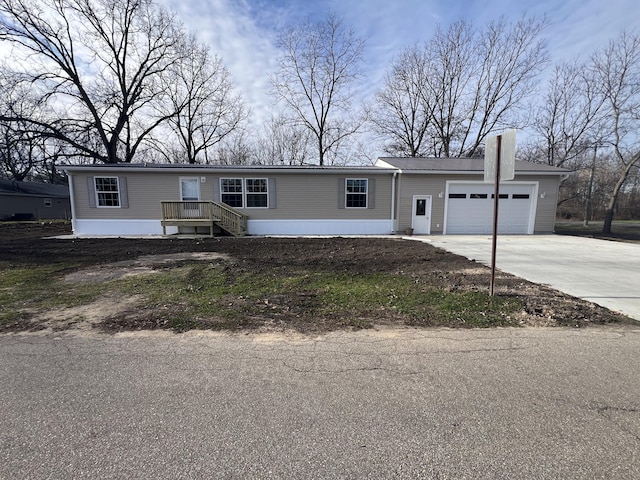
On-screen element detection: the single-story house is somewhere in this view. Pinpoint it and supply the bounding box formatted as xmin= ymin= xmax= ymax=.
xmin=61 ymin=158 xmax=568 ymax=236
xmin=0 ymin=179 xmax=71 ymax=221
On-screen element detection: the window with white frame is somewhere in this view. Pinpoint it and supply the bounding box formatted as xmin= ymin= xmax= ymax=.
xmin=345 ymin=178 xmax=368 ymax=208
xmin=95 ymin=177 xmax=120 ymax=207
xmin=221 ymin=178 xmax=269 ymax=208
xmin=221 ymin=178 xmax=243 ymax=207
xmin=246 ymin=179 xmax=268 ymax=208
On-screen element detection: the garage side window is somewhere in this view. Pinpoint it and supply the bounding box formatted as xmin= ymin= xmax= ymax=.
xmin=346 ymin=179 xmax=368 ymax=208
xmin=95 ymin=177 xmax=120 ymax=207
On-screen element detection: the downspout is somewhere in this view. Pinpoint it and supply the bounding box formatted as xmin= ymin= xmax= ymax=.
xmin=391 ymin=170 xmax=402 ymax=233
xmin=67 ymin=172 xmax=77 ymax=234
xmin=391 ymin=171 xmax=396 ymax=233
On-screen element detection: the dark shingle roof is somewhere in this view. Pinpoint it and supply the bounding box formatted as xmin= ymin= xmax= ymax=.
xmin=0 ymin=179 xmax=70 ymax=197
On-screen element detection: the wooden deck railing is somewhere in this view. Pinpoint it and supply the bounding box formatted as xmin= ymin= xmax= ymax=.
xmin=160 ymin=201 xmax=247 ymax=236
xmin=212 ymin=201 xmax=248 ymax=236
xmin=161 ymin=201 xmax=215 ymax=221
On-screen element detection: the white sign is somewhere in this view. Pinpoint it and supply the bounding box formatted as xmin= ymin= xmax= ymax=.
xmin=484 ymin=129 xmax=516 ymax=183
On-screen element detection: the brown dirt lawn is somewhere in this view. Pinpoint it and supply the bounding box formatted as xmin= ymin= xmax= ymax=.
xmin=0 ymin=222 xmax=633 ymax=334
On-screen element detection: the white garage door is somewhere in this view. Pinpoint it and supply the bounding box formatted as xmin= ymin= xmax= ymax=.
xmin=445 ymin=182 xmax=536 ymax=234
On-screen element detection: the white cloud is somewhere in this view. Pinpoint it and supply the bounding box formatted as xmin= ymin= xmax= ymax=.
xmin=159 ymin=0 xmax=283 ymax=128
xmin=160 ymin=0 xmax=638 ymax=138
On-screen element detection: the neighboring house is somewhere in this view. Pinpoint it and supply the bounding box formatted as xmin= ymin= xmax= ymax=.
xmin=61 ymin=158 xmax=568 ymax=236
xmin=0 ymin=179 xmax=71 ymax=221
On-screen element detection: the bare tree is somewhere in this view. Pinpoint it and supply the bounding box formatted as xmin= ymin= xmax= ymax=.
xmin=254 ymin=114 xmax=312 ymax=165
xmin=532 ymin=61 xmax=605 ymax=169
xmin=372 ymin=16 xmax=548 ymax=158
xmin=215 ymin=130 xmax=254 ymax=166
xmin=0 ymin=0 xmax=186 ymax=164
xmin=270 ymin=13 xmax=365 ymax=166
xmin=0 ymin=119 xmax=44 ymax=180
xmin=423 ymin=20 xmax=477 ymax=157
xmin=591 ymin=31 xmax=640 ymax=234
xmin=165 ymin=36 xmax=247 ymax=164
xmin=0 ymin=76 xmax=47 ymax=180
xmin=370 ymin=45 xmax=433 ymax=157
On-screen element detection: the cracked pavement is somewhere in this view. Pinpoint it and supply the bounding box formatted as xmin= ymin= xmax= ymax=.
xmin=1 ymin=326 xmax=640 ymax=479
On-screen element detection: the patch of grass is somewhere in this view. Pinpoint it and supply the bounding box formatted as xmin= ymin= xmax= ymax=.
xmin=0 ymin=263 xmax=103 ymax=326
xmin=555 ymin=220 xmax=640 ymax=243
xmin=2 ymin=259 xmax=524 ymax=332
xmin=418 ymin=290 xmax=522 ymax=327
xmin=104 ymin=267 xmax=522 ymax=331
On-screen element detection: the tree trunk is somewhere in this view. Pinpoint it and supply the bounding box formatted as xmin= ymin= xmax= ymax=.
xmin=602 ymin=158 xmax=639 ymax=234
xmin=318 ymin=136 xmax=324 ymax=166
xmin=602 ymin=207 xmax=615 ymax=235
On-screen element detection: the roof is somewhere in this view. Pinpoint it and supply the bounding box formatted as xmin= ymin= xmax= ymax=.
xmin=376 ymin=157 xmax=571 ymax=175
xmin=59 ymin=158 xmax=570 ymax=176
xmin=0 ymin=179 xmax=70 ymax=197
xmin=60 ymin=163 xmax=397 ymax=175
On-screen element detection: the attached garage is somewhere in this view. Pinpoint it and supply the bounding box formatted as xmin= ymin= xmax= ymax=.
xmin=444 ymin=182 xmax=537 ymax=234
xmin=375 ymin=157 xmax=570 ymax=235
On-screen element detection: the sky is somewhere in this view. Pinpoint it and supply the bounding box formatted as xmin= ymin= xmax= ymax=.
xmin=159 ymin=0 xmax=639 ymax=133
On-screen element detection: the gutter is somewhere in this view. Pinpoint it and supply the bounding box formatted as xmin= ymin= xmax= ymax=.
xmin=59 ymin=164 xmax=399 ymax=176
xmin=389 ymin=169 xmax=570 ymax=176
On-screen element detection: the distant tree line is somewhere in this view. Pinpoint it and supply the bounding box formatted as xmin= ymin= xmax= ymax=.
xmin=1 ymin=0 xmax=638 ymax=231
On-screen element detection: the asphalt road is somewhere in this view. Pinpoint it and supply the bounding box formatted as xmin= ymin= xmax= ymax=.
xmin=1 ymin=327 xmax=639 ymax=479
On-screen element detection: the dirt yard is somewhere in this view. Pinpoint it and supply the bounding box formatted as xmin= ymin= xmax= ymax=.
xmin=0 ymin=222 xmax=633 ymax=334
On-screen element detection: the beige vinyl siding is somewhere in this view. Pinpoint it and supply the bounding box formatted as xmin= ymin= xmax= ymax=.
xmin=533 ymin=176 xmax=561 ymax=233
xmin=396 ymin=174 xmax=449 ymax=233
xmin=395 ymin=173 xmax=562 ymax=234
xmin=72 ymin=171 xmax=393 ymax=221
xmin=212 ymin=173 xmax=392 ymax=220
xmin=73 ymin=172 xmax=181 ymax=219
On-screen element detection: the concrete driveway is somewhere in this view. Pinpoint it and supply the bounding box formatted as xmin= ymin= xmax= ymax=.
xmin=425 ymin=235 xmax=640 ymax=321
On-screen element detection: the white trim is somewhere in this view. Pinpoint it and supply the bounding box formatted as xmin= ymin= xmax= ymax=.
xmin=345 ymin=178 xmax=368 ymax=209
xmin=390 ymin=172 xmax=397 ymax=230
xmin=411 ymin=195 xmax=432 ymax=235
xmin=244 ymin=177 xmax=269 ymax=209
xmin=180 ymin=177 xmax=200 ymax=201
xmin=71 ymin=219 xmax=394 ymax=236
xmin=247 ymin=219 xmax=394 ymax=236
xmin=220 ymin=177 xmax=244 ymax=208
xmin=94 ymin=176 xmax=121 ymax=208
xmin=67 ymin=173 xmax=77 ymax=221
xmin=443 ymin=180 xmax=538 ymax=235
xmin=73 ymin=219 xmax=167 ymax=236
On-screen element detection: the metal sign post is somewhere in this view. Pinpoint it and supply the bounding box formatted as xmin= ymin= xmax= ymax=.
xmin=484 ymin=130 xmax=516 ymax=297
xmin=490 ymin=135 xmax=502 ymax=297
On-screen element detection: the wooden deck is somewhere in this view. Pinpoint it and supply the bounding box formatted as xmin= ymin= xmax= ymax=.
xmin=161 ymin=201 xmax=248 ymax=237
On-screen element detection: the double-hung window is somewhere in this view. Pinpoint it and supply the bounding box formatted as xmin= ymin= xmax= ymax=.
xmin=95 ymin=177 xmax=120 ymax=207
xmin=246 ymin=179 xmax=268 ymax=208
xmin=220 ymin=178 xmax=268 ymax=208
xmin=221 ymin=178 xmax=244 ymax=207
xmin=345 ymin=179 xmax=368 ymax=208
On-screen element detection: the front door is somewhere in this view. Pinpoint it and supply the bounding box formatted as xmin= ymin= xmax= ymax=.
xmin=412 ymin=195 xmax=431 ymax=234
